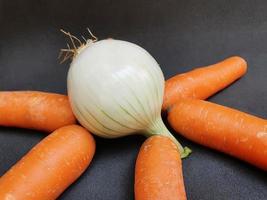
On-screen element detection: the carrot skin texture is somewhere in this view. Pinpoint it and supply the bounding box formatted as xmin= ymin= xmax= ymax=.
xmin=135 ymin=135 xmax=187 ymax=200
xmin=0 ymin=125 xmax=95 ymax=200
xmin=168 ymin=99 xmax=267 ymax=170
xmin=0 ymin=91 xmax=76 ymax=132
xmin=163 ymin=56 xmax=247 ymax=111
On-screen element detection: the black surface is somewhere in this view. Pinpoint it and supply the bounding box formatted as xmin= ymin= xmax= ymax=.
xmin=0 ymin=0 xmax=267 ymax=199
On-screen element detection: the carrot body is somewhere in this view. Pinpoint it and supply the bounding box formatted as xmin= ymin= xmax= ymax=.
xmin=0 ymin=125 xmax=95 ymax=200
xmin=163 ymin=56 xmax=247 ymax=111
xmin=168 ymin=99 xmax=267 ymax=170
xmin=0 ymin=91 xmax=76 ymax=132
xmin=135 ymin=135 xmax=186 ymax=200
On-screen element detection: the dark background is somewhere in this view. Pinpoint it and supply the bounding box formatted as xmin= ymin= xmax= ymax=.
xmin=0 ymin=0 xmax=267 ymax=199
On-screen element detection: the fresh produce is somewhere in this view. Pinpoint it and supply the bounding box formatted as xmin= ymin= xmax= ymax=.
xmin=66 ymin=36 xmax=190 ymax=157
xmin=0 ymin=27 xmax=260 ymax=200
xmin=0 ymin=91 xmax=76 ymax=132
xmin=168 ymin=99 xmax=267 ymax=170
xmin=135 ymin=135 xmax=186 ymax=200
xmin=0 ymin=125 xmax=95 ymax=200
xmin=163 ymin=56 xmax=247 ymax=111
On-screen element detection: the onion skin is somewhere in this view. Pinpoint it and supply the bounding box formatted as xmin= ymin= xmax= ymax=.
xmin=67 ymin=39 xmax=190 ymax=157
xmin=68 ymin=39 xmax=164 ymax=137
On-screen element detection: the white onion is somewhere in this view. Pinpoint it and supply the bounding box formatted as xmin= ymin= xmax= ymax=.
xmin=67 ymin=39 xmax=190 ymax=157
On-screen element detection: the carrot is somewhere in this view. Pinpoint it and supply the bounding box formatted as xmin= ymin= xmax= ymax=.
xmin=0 ymin=91 xmax=76 ymax=132
xmin=163 ymin=56 xmax=247 ymax=111
xmin=168 ymin=99 xmax=267 ymax=170
xmin=135 ymin=135 xmax=187 ymax=200
xmin=0 ymin=125 xmax=95 ymax=200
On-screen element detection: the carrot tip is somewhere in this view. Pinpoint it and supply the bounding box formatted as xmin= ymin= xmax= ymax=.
xmin=181 ymin=146 xmax=192 ymax=159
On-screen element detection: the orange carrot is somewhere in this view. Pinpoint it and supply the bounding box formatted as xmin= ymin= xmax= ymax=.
xmin=135 ymin=135 xmax=187 ymax=200
xmin=0 ymin=91 xmax=76 ymax=132
xmin=0 ymin=125 xmax=95 ymax=200
xmin=168 ymin=99 xmax=267 ymax=170
xmin=163 ymin=56 xmax=247 ymax=111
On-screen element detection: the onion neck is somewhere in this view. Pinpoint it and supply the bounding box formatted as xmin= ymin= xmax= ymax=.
xmin=76 ymin=42 xmax=92 ymax=55
xmin=71 ymin=40 xmax=95 ymax=61
xmin=144 ymin=116 xmax=191 ymax=158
